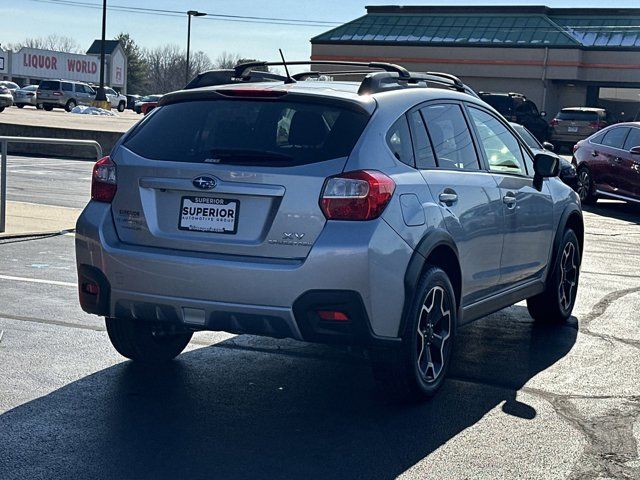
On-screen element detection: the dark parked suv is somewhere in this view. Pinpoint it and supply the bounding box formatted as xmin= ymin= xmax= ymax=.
xmin=479 ymin=92 xmax=549 ymax=142
xmin=573 ymin=122 xmax=640 ymax=204
xmin=76 ymin=61 xmax=583 ymax=402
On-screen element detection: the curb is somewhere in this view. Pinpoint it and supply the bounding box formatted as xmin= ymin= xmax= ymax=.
xmin=0 ymin=228 xmax=75 ymax=240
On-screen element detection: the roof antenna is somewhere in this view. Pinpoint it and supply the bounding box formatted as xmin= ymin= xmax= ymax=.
xmin=279 ymin=48 xmax=296 ymax=84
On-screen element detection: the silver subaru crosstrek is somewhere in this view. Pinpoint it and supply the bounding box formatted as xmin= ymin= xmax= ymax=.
xmin=76 ymin=61 xmax=583 ymax=401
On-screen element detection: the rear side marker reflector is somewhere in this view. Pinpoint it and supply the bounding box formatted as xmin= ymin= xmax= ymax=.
xmin=317 ymin=310 xmax=350 ymax=322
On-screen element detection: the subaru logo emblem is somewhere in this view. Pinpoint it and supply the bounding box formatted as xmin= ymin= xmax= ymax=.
xmin=193 ymin=176 xmax=217 ymax=190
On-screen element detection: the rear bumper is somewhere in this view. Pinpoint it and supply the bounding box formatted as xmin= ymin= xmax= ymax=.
xmin=0 ymin=96 xmax=12 ymax=107
xmin=75 ymin=202 xmax=413 ymax=343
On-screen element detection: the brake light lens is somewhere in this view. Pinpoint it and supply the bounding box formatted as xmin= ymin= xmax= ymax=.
xmin=53 ymin=91 xmax=63 ymax=96
xmin=91 ymin=156 xmax=117 ymax=202
xmin=550 ymin=118 xmax=560 ymax=126
xmin=320 ymin=170 xmax=395 ymax=220
xmin=216 ymin=88 xmax=287 ymax=98
xmin=588 ymin=121 xmax=600 ymax=129
xmin=317 ymin=310 xmax=349 ymax=322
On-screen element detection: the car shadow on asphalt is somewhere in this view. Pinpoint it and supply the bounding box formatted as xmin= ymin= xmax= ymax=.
xmin=583 ymin=201 xmax=639 ymax=224
xmin=0 ymin=306 xmax=577 ymax=479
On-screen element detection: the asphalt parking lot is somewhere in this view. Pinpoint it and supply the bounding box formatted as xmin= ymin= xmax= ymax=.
xmin=0 ymin=156 xmax=639 ymax=479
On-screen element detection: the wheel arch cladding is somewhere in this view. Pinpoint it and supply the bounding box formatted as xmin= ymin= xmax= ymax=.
xmin=550 ymin=206 xmax=584 ymax=279
xmin=402 ymin=229 xmax=462 ymax=337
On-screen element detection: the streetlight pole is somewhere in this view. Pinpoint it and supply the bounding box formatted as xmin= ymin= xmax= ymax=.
xmin=186 ymin=10 xmax=207 ymax=85
xmin=94 ymin=0 xmax=108 ymax=105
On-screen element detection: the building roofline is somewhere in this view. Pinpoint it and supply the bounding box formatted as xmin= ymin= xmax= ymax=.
xmin=365 ymin=5 xmax=640 ymax=16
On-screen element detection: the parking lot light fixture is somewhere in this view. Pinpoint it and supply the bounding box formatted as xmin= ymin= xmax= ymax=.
xmin=186 ymin=10 xmax=207 ymax=85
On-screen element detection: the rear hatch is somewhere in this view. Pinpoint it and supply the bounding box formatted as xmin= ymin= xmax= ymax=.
xmin=111 ymin=90 xmax=371 ymax=259
xmin=554 ymin=109 xmax=600 ymax=137
xmin=36 ymin=80 xmax=61 ymax=101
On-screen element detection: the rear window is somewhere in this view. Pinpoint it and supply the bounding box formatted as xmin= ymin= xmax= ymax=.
xmin=123 ymin=99 xmax=370 ymax=165
xmin=38 ymin=80 xmax=60 ymax=91
xmin=557 ymin=110 xmax=598 ymax=121
xmin=481 ymin=96 xmax=514 ymax=115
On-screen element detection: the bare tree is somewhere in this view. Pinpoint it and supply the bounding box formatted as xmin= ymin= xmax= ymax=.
xmin=214 ymin=51 xmax=241 ymax=69
xmin=144 ymin=44 xmax=212 ymax=93
xmin=6 ymin=34 xmax=82 ymax=53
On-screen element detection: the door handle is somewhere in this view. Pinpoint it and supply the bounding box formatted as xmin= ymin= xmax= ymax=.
xmin=591 ymin=151 xmax=599 ymax=157
xmin=613 ymin=157 xmax=623 ymax=163
xmin=503 ymin=192 xmax=517 ymax=207
xmin=438 ymin=191 xmax=458 ymax=205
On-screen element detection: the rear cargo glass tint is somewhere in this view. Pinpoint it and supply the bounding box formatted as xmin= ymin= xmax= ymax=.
xmin=557 ymin=110 xmax=598 ymax=121
xmin=38 ymin=80 xmax=60 ymax=90
xmin=481 ymin=96 xmax=513 ymax=115
xmin=123 ymin=99 xmax=369 ymax=165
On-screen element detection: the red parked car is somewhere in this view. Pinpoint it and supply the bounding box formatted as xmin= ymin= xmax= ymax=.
xmin=140 ymin=100 xmax=158 ymax=115
xmin=572 ymin=122 xmax=640 ymax=205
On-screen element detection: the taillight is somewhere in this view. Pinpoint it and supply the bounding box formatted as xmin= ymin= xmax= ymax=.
xmin=550 ymin=118 xmax=560 ymax=126
xmin=26 ymin=92 xmax=34 ymax=97
xmin=53 ymin=91 xmax=63 ymax=96
xmin=573 ymin=143 xmax=580 ymax=153
xmin=320 ymin=170 xmax=395 ymax=221
xmin=91 ymin=156 xmax=117 ymax=202
xmin=588 ymin=121 xmax=600 ymax=129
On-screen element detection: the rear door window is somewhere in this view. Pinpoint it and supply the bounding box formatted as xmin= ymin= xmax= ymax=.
xmin=407 ymin=110 xmax=436 ymax=168
xmin=61 ymin=82 xmax=73 ymax=92
xmin=601 ymin=127 xmax=630 ymax=149
xmin=623 ymin=128 xmax=640 ymax=150
xmin=123 ymin=99 xmax=370 ymax=166
xmin=420 ymin=103 xmax=480 ymax=171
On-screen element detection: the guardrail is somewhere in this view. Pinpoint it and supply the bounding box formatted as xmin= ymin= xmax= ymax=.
xmin=0 ymin=136 xmax=103 ymax=233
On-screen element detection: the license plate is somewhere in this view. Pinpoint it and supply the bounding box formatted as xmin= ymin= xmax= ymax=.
xmin=568 ymin=126 xmax=578 ymax=133
xmin=179 ymin=196 xmax=239 ymax=234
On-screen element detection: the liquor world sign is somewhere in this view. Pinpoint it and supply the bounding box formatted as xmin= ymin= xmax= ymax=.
xmin=11 ymin=48 xmax=101 ymax=83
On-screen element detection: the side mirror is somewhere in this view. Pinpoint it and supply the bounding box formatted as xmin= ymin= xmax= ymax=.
xmin=630 ymin=146 xmax=640 ymax=155
xmin=533 ymin=153 xmax=559 ymax=191
xmin=542 ymin=141 xmax=555 ymax=152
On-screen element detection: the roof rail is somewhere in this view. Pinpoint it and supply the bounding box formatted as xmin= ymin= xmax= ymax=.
xmin=234 ymin=60 xmax=410 ymax=80
xmin=185 ymin=62 xmax=476 ymax=98
xmin=358 ymin=71 xmax=471 ymax=96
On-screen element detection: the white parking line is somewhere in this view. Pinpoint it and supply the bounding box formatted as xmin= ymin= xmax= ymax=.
xmin=0 ymin=274 xmax=76 ymax=287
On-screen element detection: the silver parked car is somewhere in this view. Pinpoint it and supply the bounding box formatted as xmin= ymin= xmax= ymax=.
xmin=0 ymin=85 xmax=13 ymax=112
xmin=76 ymin=61 xmax=583 ymax=402
xmin=37 ymin=79 xmax=96 ymax=111
xmin=0 ymin=80 xmax=20 ymax=98
xmin=13 ymin=84 xmax=40 ymax=108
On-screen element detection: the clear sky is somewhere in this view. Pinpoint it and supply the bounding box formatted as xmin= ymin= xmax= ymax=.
xmin=2 ymin=0 xmax=639 ymax=63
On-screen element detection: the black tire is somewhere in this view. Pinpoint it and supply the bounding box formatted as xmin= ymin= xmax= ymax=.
xmin=370 ymin=266 xmax=457 ymax=402
xmin=36 ymin=103 xmax=43 ymax=110
xmin=0 ymin=106 xmax=4 ymax=113
xmin=117 ymin=101 xmax=125 ymax=112
xmin=105 ymin=317 xmax=193 ymax=363
xmin=16 ymin=104 xmax=24 ymax=108
xmin=576 ymin=166 xmax=597 ymax=205
xmin=43 ymin=104 xmax=54 ymax=111
xmin=527 ymin=229 xmax=580 ymax=323
xmin=65 ymin=99 xmax=77 ymax=112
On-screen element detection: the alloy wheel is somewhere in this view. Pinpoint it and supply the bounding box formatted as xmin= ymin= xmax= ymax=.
xmin=416 ymin=286 xmax=452 ymax=383
xmin=577 ymin=170 xmax=591 ymax=202
xmin=558 ymin=242 xmax=578 ymax=311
